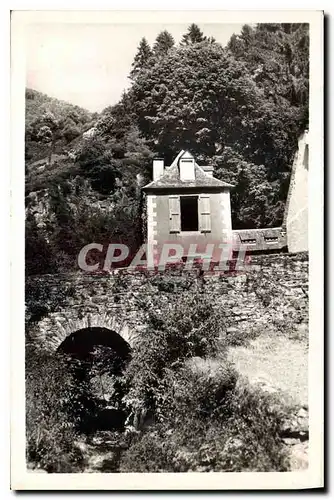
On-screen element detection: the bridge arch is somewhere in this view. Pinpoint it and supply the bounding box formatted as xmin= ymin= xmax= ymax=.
xmin=49 ymin=321 xmax=133 ymax=434
xmin=58 ymin=326 xmax=131 ymax=360
xmin=30 ymin=311 xmax=137 ymax=353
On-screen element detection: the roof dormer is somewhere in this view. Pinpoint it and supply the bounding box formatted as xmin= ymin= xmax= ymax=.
xmin=142 ymin=149 xmax=234 ymax=191
xmin=179 ymin=151 xmax=195 ymax=181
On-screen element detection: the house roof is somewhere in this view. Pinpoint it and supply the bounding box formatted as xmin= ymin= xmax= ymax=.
xmin=142 ymin=150 xmax=233 ymax=192
xmin=232 ymin=227 xmax=287 ymax=251
xmin=233 ymin=227 xmax=285 ymax=240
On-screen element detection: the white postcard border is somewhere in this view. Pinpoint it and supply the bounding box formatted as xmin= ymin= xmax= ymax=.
xmin=10 ymin=9 xmax=324 ymax=490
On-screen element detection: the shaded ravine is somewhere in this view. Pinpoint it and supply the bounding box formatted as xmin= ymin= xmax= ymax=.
xmin=75 ymin=431 xmax=127 ymax=473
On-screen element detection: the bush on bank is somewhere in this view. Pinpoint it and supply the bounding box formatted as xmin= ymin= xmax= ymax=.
xmin=26 ymin=289 xmax=289 ymax=472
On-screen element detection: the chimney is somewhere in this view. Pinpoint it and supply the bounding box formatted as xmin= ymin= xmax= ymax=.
xmin=202 ymin=165 xmax=213 ymax=177
xmin=153 ymin=158 xmax=164 ymax=181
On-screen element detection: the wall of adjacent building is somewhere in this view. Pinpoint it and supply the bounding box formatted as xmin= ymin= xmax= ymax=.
xmin=285 ymin=132 xmax=309 ymax=253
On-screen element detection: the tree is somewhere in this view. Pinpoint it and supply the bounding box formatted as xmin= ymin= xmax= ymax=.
xmin=77 ymin=136 xmax=117 ymax=194
xmin=62 ymin=119 xmax=81 ymax=143
xmin=129 ymin=37 xmax=153 ymax=81
xmin=181 ymin=24 xmax=206 ymax=45
xmin=227 ymin=23 xmax=309 ymax=113
xmin=153 ymin=30 xmax=175 ymax=56
xmin=129 ymin=42 xmax=265 ymax=160
xmin=127 ymin=37 xmax=304 ymax=228
xmin=33 ymin=111 xmax=63 ymax=165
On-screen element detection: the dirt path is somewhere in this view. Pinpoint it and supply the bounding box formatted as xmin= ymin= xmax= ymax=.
xmin=228 ymin=333 xmax=308 ymax=470
xmin=228 ymin=333 xmax=308 ymax=407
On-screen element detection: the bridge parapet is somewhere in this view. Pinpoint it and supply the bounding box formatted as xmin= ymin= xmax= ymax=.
xmin=26 ymin=253 xmax=308 ymax=353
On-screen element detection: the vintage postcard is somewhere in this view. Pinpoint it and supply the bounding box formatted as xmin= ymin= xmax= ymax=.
xmin=10 ymin=9 xmax=324 ymax=490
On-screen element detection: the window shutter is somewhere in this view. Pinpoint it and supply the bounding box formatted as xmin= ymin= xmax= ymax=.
xmin=169 ymin=195 xmax=180 ymax=233
xmin=199 ymin=195 xmax=211 ymax=233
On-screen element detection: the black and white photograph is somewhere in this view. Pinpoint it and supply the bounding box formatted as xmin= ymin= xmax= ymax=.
xmin=10 ymin=9 xmax=323 ymax=490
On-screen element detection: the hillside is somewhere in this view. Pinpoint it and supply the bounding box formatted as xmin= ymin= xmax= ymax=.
xmin=25 ymin=88 xmax=95 ymax=165
xmin=25 ymin=88 xmax=94 ymax=127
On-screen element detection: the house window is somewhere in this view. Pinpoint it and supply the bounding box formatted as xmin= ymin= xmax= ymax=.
xmin=168 ymin=194 xmax=211 ymax=234
xmin=180 ymin=196 xmax=198 ymax=231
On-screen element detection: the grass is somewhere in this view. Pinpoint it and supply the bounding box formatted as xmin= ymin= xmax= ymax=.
xmin=228 ymin=330 xmax=308 ymax=407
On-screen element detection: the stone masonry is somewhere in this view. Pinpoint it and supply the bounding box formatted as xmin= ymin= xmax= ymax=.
xmin=26 ymin=253 xmax=308 ymax=353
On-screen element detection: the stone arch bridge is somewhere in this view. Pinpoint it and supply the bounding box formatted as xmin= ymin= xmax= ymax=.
xmin=26 ymin=253 xmax=308 ymax=356
xmin=26 ymin=271 xmax=152 ymax=354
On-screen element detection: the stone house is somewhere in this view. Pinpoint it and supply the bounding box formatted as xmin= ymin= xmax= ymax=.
xmin=142 ymin=150 xmax=233 ymax=264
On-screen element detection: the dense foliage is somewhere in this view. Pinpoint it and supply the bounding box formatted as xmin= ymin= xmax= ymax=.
xmin=26 ymin=347 xmax=86 ymax=472
xmin=120 ymin=368 xmax=288 ymax=472
xmin=123 ymin=293 xmax=224 ymax=421
xmin=116 ymin=292 xmax=288 ymax=472
xmin=122 ymin=24 xmax=308 ymax=228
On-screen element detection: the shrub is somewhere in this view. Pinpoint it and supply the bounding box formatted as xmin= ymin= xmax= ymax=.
xmin=25 ymin=211 xmax=56 ymax=276
xmin=25 ymin=278 xmax=76 ymax=331
xmin=159 ymin=361 xmax=238 ymax=424
xmin=123 ymin=293 xmax=226 ymax=421
xmin=26 ymin=347 xmax=87 ymax=472
xmin=120 ymin=431 xmax=176 ymax=472
xmin=120 ymin=366 xmax=289 ymax=472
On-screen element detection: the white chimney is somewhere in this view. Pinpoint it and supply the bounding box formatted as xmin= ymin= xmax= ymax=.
xmin=202 ymin=165 xmax=213 ymax=177
xmin=153 ymin=158 xmax=164 ymax=181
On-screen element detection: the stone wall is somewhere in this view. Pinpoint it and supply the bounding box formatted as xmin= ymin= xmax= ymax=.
xmin=212 ymin=252 xmax=308 ymax=339
xmin=26 ymin=252 xmax=308 ymax=352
